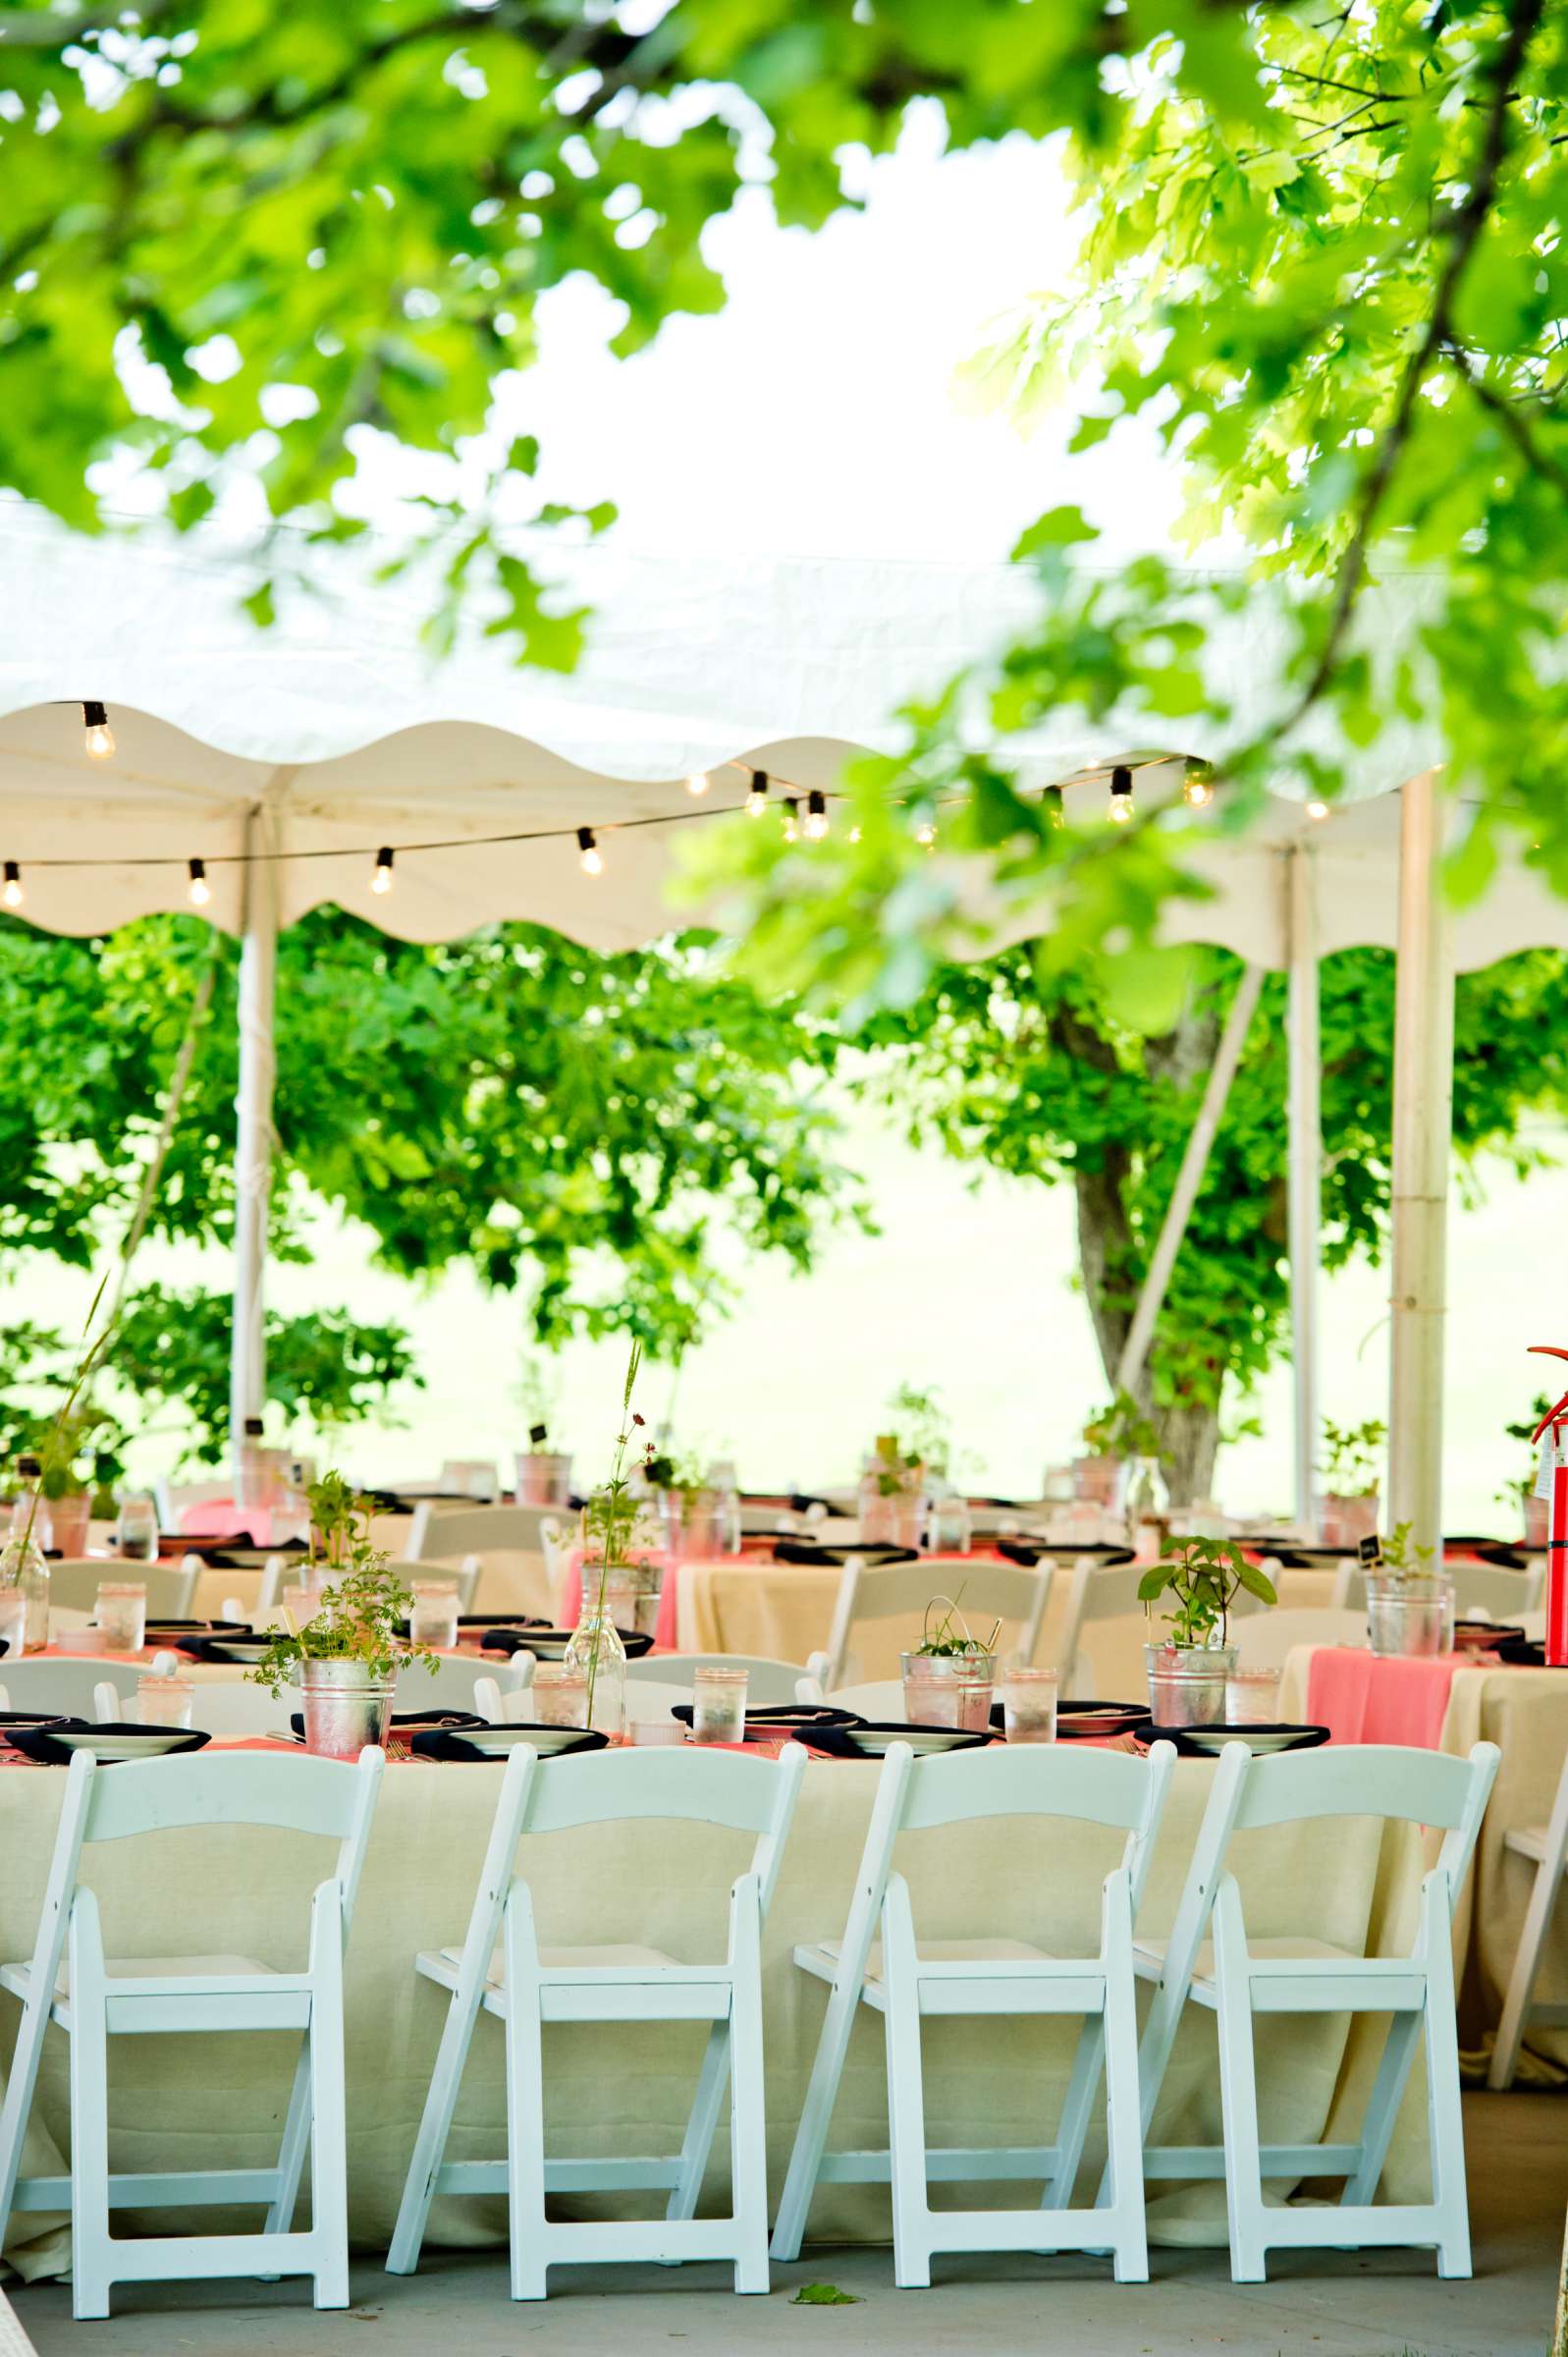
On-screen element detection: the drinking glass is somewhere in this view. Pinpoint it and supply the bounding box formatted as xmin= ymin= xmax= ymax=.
xmin=691 ymin=1666 xmax=748 ymax=1744
xmin=1001 ymin=1665 xmax=1059 ymax=1743
xmin=901 ymin=1669 xmax=960 ymax=1727
xmin=0 ymin=1586 xmax=26 ymax=1662
xmin=409 ymin=1580 xmax=460 ymax=1653
xmin=135 ymin=1672 xmax=192 ymax=1729
xmin=443 ymin=1458 xmax=497 ymax=1503
xmin=115 ymin=1495 xmax=159 ymax=1562
xmin=94 ymin=1581 xmax=146 ymax=1654
xmin=1225 ymin=1667 xmax=1281 ymax=1725
xmin=530 ymin=1666 xmax=588 ymax=1728
xmin=927 ymin=1494 xmax=973 ymax=1555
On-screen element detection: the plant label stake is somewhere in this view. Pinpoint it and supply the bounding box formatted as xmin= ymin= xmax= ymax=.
xmin=1528 ymin=1347 xmax=1568 ymax=1668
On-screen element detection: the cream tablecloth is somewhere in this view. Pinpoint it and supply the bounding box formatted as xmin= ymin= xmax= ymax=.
xmin=1278 ymin=1644 xmax=1568 ymax=2080
xmin=0 ymin=1751 xmax=1433 ymax=2280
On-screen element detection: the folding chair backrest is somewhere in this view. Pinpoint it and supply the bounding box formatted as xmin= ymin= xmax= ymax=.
xmin=45 ymin=1558 xmax=199 ymax=1618
xmin=80 ymin=1744 xmax=385 ymax=1868
xmin=623 ymin=1654 xmax=809 ymax=1707
xmin=0 ymin=1658 xmax=140 ymax=1718
xmin=1332 ymin=1558 xmax=1541 ymax=1618
xmin=898 ymin=1740 xmax=1175 ymax=1913
xmin=825 ymin=1556 xmax=1052 ymax=1684
xmin=1232 ymin=1738 xmax=1500 ymax=1893
xmin=1228 ymin=1607 xmax=1369 ymax=1670
xmin=408 ymin=1503 xmax=554 ymax=1562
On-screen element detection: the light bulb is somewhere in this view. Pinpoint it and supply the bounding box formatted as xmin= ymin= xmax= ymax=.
xmin=782 ymin=798 xmax=799 ymax=843
xmin=849 ymin=825 xmax=862 ymax=845
xmin=82 ymin=700 xmax=114 ymax=759
xmin=1306 ymin=797 xmax=1330 ymax=822
xmin=1045 ymin=786 xmax=1065 ymax=829
xmin=1182 ymin=764 xmax=1214 ymax=809
xmin=804 ymin=790 xmax=829 ymax=841
xmin=915 ymin=819 xmax=936 ymax=847
xmin=2 ymin=861 xmax=22 ymax=909
xmin=372 ymin=846 xmax=395 ymax=895
xmin=1108 ymin=765 xmax=1135 ymax=825
xmin=187 ymin=857 xmax=210 ymax=907
xmin=576 ymin=825 xmax=603 ymax=876
xmin=686 ymin=772 xmax=709 ymax=796
xmin=746 ymin=770 xmax=769 ymax=819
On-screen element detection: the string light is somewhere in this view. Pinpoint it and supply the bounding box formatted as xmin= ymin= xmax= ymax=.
xmin=782 ymin=798 xmax=799 ymax=843
xmin=849 ymin=824 xmax=862 ymax=845
xmin=804 ymin=790 xmax=829 ymax=841
xmin=1045 ymin=786 xmax=1064 ymax=829
xmin=1182 ymin=761 xmax=1215 ymax=810
xmin=81 ymin=700 xmax=114 ymax=759
xmin=2 ymin=861 xmax=22 ymax=910
xmin=1306 ymin=797 xmax=1330 ymax=822
xmin=576 ymin=825 xmax=603 ymax=876
xmin=372 ymin=846 xmax=395 ymax=895
xmin=915 ymin=818 xmax=936 ymax=848
xmin=1108 ymin=765 xmax=1135 ymax=825
xmin=187 ymin=856 xmax=210 ymax=907
xmin=686 ymin=772 xmax=709 ymax=796
xmin=745 ymin=770 xmax=769 ymax=819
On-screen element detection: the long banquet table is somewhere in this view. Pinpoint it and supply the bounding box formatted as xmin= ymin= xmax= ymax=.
xmin=0 ymin=1749 xmax=1436 ymax=2281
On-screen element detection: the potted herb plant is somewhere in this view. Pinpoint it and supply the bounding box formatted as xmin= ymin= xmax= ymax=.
xmin=514 ymin=1359 xmax=572 ymax=1507
xmin=1364 ymin=1521 xmax=1454 ymax=1659
xmin=1139 ymin=1536 xmax=1277 ymax=1726
xmin=644 ymin=1445 xmax=724 ymax=1562
xmin=1499 ymin=1398 xmax=1553 ymax=1550
xmin=1319 ymin=1417 xmax=1384 ymax=1549
xmin=247 ymin=1472 xmax=438 ymax=1756
xmin=566 ymin=1345 xmax=651 ymax=1732
xmin=900 ymin=1591 xmax=1001 ymax=1730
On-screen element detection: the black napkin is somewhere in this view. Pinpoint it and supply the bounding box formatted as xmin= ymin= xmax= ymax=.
xmin=988 ymin=1697 xmax=1145 ymax=1738
xmin=6 ymin=1720 xmax=210 ymax=1765
xmin=1471 ymin=1542 xmax=1535 ymax=1568
xmin=288 ymin=1706 xmax=487 ymax=1741
xmin=669 ymin=1703 xmax=863 ymax=1731
xmin=1497 ymin=1638 xmax=1566 ymax=1668
xmin=996 ymin=1538 xmax=1136 ymax=1567
xmin=771 ymin=1541 xmax=918 ymax=1567
xmin=477 ymin=1625 xmax=653 ymax=1659
xmin=1130 ymin=1719 xmax=1329 ymax=1758
xmin=171 ymin=1633 xmax=276 ymax=1665
xmin=795 ymin=1721 xmax=994 ymax=1759
xmin=409 ymin=1726 xmax=609 ymax=1763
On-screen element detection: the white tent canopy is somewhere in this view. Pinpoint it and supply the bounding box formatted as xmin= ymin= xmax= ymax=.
xmin=0 ymin=501 xmax=1563 ymax=1541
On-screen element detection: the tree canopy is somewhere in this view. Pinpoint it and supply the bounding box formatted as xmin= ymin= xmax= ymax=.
xmin=0 ymin=908 xmax=858 ymax=1459
xmin=1 ymin=0 xmax=1562 ymax=991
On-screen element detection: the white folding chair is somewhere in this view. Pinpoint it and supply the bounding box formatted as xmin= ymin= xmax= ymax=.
xmin=0 ymin=1660 xmax=140 ymax=1720
xmin=0 ymin=1744 xmax=384 ymax=2319
xmin=472 ymin=1664 xmax=537 ymax=1723
xmin=1133 ymin=1736 xmax=1499 ymax=2280
xmin=1058 ymin=1554 xmax=1273 ymax=1695
xmin=407 ymin=1504 xmax=554 ymax=1562
xmin=820 ymin=1556 xmax=1054 ymax=1690
xmin=623 ymin=1653 xmax=810 ymax=1708
xmin=388 ymin=1741 xmax=806 ymax=2298
xmin=1488 ymin=1741 xmax=1568 ymax=2088
xmin=1228 ymin=1608 xmax=1369 ymax=1671
xmin=45 ymin=1559 xmax=199 ymax=1619
xmin=537 ymin=1515 xmax=568 ymax=1595
xmin=1330 ymin=1556 xmax=1541 ymax=1618
xmin=771 ymin=1738 xmax=1176 ymax=2286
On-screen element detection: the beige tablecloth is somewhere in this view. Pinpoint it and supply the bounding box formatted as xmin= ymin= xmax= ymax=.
xmin=0 ymin=1752 xmax=1432 ymax=2281
xmin=1277 ymin=1645 xmax=1568 ymax=2080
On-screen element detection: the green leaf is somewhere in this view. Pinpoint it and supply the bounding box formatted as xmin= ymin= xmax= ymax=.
xmin=791 ymin=2283 xmax=861 ymax=2305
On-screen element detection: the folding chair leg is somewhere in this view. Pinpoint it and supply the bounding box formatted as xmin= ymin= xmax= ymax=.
xmin=1042 ymin=2016 xmax=1105 ymax=2212
xmin=881 ymin=1878 xmax=932 ymax=2290
xmin=307 ymin=1897 xmax=351 ymax=2311
xmin=665 ymin=2022 xmax=730 ymax=2226
xmin=1420 ymin=1882 xmax=1472 ymax=2279
xmin=771 ymin=1967 xmax=860 ymax=2261
xmin=503 ymin=1893 xmax=549 ymax=2302
xmin=67 ymin=1894 xmax=112 ymax=2323
xmin=1341 ymin=2007 xmax=1423 ymax=2209
xmin=1212 ymin=1879 xmax=1268 ymax=2283
xmin=728 ymin=1890 xmax=770 ymax=2294
xmin=387 ymin=1968 xmax=490 ymax=2274
xmin=1099 ymin=1875 xmax=1149 ymax=2284
xmin=260 ymin=2038 xmax=313 ymax=2251
xmin=1488 ymin=1851 xmax=1558 ymax=2092
xmin=0 ymin=1979 xmax=56 ymax=2247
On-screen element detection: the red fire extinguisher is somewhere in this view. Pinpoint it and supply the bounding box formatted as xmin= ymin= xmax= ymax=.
xmin=1528 ymin=1346 xmax=1568 ymax=1668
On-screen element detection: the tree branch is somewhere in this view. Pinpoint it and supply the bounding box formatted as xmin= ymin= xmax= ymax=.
xmin=1445 ymin=339 xmax=1568 ymax=499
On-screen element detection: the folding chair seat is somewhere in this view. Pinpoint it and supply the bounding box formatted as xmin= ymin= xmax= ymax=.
xmin=1132 ymin=1735 xmax=1498 ymax=2280
xmin=388 ymin=1741 xmax=805 ymax=2298
xmin=772 ymin=1737 xmax=1176 ymax=2286
xmin=1488 ymin=1744 xmax=1568 ymax=2089
xmin=0 ymin=1744 xmax=384 ymax=2319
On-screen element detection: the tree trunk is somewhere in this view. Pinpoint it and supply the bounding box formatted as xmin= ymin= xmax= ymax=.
xmin=1053 ymin=993 xmax=1225 ymax=1507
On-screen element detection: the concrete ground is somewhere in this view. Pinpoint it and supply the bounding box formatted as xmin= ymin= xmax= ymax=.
xmin=15 ymin=2092 xmax=1563 ymax=2357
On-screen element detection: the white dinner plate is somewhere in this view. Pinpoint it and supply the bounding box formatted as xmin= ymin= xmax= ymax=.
xmin=52 ymin=1728 xmax=200 ymax=1761
xmin=1184 ymin=1727 xmax=1314 ymax=1757
xmin=211 ymin=1642 xmax=272 ymax=1664
xmin=843 ymin=1726 xmax=986 ymax=1758
xmin=456 ymin=1724 xmax=590 ymax=1756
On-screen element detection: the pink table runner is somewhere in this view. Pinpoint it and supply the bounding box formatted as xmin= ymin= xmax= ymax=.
xmin=1305 ymin=1645 xmax=1457 ymax=1748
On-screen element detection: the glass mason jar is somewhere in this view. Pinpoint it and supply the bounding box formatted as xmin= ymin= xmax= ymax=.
xmin=135 ymin=1672 xmax=193 ymax=1729
xmin=658 ymin=1487 xmax=725 ymax=1560
xmin=409 ymin=1581 xmax=460 ymax=1653
xmin=691 ymin=1665 xmax=749 ymax=1744
xmin=706 ymin=1460 xmax=743 ymax=1555
xmin=95 ymin=1581 xmax=147 ymax=1654
xmin=1000 ymin=1664 xmax=1059 ymax=1743
xmin=530 ymin=1665 xmax=589 ymax=1728
xmin=1366 ymin=1570 xmax=1455 ymax=1659
xmin=899 ymin=1649 xmax=996 ymax=1730
xmin=926 ymin=1492 xmax=973 ymax=1556
xmin=115 ymin=1494 xmax=159 ymax=1562
xmin=1145 ymin=1641 xmax=1237 ymax=1727
xmin=41 ymin=1493 xmax=91 ymax=1559
xmin=0 ymin=1532 xmax=49 ymax=1652
xmin=564 ymin=1607 xmax=626 ymax=1736
xmin=1225 ymin=1666 xmax=1282 ymax=1725
xmin=861 ymin=1454 xmax=926 ymax=1550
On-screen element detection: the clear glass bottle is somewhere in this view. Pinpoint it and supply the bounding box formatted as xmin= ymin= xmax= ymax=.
xmin=708 ymin=1458 xmax=742 ymax=1555
xmin=564 ymin=1598 xmax=626 ymax=1735
xmin=0 ymin=1467 xmax=50 ymax=1652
